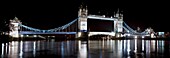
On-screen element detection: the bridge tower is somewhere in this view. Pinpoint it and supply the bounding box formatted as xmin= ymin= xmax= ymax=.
xmin=114 ymin=9 xmax=123 ymax=37
xmin=9 ymin=17 xmax=21 ymax=38
xmin=114 ymin=9 xmax=123 ymax=33
xmin=77 ymin=4 xmax=88 ymax=39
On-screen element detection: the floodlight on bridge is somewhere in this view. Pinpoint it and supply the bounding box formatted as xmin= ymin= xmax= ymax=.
xmin=134 ymin=35 xmax=137 ymax=38
xmin=142 ymin=36 xmax=145 ymax=38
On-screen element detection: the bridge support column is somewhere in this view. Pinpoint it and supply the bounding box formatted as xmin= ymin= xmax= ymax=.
xmin=115 ymin=32 xmax=123 ymax=38
xmin=114 ymin=9 xmax=123 ymax=38
xmin=76 ymin=32 xmax=88 ymax=40
xmin=9 ymin=17 xmax=21 ymax=38
xmin=76 ymin=4 xmax=88 ymax=40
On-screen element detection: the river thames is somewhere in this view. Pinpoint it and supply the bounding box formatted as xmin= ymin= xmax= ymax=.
xmin=0 ymin=38 xmax=169 ymax=58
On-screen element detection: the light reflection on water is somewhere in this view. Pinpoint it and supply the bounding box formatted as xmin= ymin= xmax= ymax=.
xmin=0 ymin=38 xmax=169 ymax=58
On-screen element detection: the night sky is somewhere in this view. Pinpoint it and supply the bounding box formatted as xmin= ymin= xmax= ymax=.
xmin=0 ymin=0 xmax=169 ymax=32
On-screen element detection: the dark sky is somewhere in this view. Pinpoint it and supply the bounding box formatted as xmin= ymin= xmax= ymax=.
xmin=0 ymin=0 xmax=169 ymax=32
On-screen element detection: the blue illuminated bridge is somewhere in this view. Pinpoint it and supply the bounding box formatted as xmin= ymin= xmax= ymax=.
xmin=9 ymin=6 xmax=154 ymax=38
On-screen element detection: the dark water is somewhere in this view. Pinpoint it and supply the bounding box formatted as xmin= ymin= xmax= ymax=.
xmin=0 ymin=38 xmax=170 ymax=58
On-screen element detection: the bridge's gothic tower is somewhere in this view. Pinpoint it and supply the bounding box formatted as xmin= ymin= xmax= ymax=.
xmin=9 ymin=17 xmax=21 ymax=38
xmin=77 ymin=4 xmax=88 ymax=38
xmin=114 ymin=9 xmax=123 ymax=33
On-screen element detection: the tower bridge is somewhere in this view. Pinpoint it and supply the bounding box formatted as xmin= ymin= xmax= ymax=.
xmin=9 ymin=5 xmax=154 ymax=39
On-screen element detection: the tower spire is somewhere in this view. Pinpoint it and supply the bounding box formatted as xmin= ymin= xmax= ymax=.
xmin=117 ymin=8 xmax=120 ymax=14
xmin=80 ymin=0 xmax=87 ymax=8
xmin=115 ymin=8 xmax=120 ymax=18
xmin=78 ymin=1 xmax=88 ymax=17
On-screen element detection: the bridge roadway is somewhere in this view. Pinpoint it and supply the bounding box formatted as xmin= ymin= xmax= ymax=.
xmin=19 ymin=31 xmax=77 ymax=34
xmin=19 ymin=31 xmax=148 ymax=35
xmin=20 ymin=31 xmax=116 ymax=36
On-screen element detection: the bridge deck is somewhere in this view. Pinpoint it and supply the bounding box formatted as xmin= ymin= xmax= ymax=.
xmin=19 ymin=31 xmax=77 ymax=34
